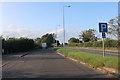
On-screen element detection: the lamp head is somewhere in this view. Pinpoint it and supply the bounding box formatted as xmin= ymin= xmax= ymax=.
xmin=67 ymin=6 xmax=71 ymax=7
xmin=64 ymin=5 xmax=71 ymax=7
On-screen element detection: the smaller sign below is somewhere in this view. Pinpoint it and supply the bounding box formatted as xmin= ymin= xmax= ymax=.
xmin=102 ymin=33 xmax=106 ymax=38
xmin=99 ymin=23 xmax=108 ymax=33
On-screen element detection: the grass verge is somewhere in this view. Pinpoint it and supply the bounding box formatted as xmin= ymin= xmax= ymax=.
xmin=69 ymin=47 xmax=118 ymax=50
xmin=54 ymin=48 xmax=119 ymax=70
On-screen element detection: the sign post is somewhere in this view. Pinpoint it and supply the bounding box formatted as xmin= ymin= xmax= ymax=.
xmin=102 ymin=33 xmax=105 ymax=56
xmin=99 ymin=23 xmax=108 ymax=57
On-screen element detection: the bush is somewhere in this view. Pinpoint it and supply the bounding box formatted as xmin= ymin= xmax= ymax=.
xmin=68 ymin=39 xmax=118 ymax=48
xmin=104 ymin=39 xmax=118 ymax=47
xmin=68 ymin=43 xmax=79 ymax=47
xmin=3 ymin=38 xmax=35 ymax=54
xmin=93 ymin=41 xmax=102 ymax=47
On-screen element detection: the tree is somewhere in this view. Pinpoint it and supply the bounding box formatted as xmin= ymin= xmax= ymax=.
xmin=68 ymin=37 xmax=79 ymax=43
xmin=35 ymin=38 xmax=42 ymax=45
xmin=108 ymin=16 xmax=120 ymax=39
xmin=34 ymin=38 xmax=42 ymax=48
xmin=41 ymin=33 xmax=56 ymax=47
xmin=79 ymin=29 xmax=98 ymax=42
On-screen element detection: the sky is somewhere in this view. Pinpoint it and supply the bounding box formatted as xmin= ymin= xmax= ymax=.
xmin=0 ymin=2 xmax=118 ymax=43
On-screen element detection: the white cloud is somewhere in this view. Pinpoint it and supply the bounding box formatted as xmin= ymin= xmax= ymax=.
xmin=0 ymin=30 xmax=3 ymax=37
xmin=2 ymin=29 xmax=45 ymax=39
xmin=1 ymin=24 xmax=45 ymax=39
xmin=7 ymin=24 xmax=16 ymax=29
xmin=47 ymin=28 xmax=63 ymax=34
xmin=48 ymin=28 xmax=80 ymax=43
xmin=56 ymin=28 xmax=64 ymax=34
xmin=1 ymin=24 xmax=80 ymax=43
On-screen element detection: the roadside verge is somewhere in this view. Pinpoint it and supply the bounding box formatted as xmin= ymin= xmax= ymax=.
xmin=53 ymin=48 xmax=119 ymax=77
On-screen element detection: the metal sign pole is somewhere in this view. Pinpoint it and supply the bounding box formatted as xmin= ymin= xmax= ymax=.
xmin=102 ymin=38 xmax=105 ymax=57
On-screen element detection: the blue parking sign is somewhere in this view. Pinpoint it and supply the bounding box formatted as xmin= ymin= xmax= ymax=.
xmin=99 ymin=23 xmax=108 ymax=33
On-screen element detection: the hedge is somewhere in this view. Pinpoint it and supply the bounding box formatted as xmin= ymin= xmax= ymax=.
xmin=3 ymin=38 xmax=35 ymax=54
xmin=68 ymin=40 xmax=118 ymax=48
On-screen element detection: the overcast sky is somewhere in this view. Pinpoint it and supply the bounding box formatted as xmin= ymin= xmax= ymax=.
xmin=0 ymin=2 xmax=118 ymax=43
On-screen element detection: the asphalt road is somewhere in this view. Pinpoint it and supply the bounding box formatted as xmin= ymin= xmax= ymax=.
xmin=2 ymin=48 xmax=110 ymax=78
xmin=64 ymin=47 xmax=119 ymax=57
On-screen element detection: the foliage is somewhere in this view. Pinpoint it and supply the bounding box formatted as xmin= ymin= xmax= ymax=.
xmin=68 ymin=37 xmax=80 ymax=43
xmin=104 ymin=38 xmax=118 ymax=47
xmin=35 ymin=33 xmax=57 ymax=47
xmin=79 ymin=29 xmax=99 ymax=42
xmin=41 ymin=33 xmax=56 ymax=47
xmin=108 ymin=16 xmax=120 ymax=39
xmin=68 ymin=39 xmax=118 ymax=48
xmin=55 ymin=48 xmax=118 ymax=69
xmin=68 ymin=43 xmax=80 ymax=47
xmin=3 ymin=38 xmax=35 ymax=54
xmin=35 ymin=38 xmax=42 ymax=47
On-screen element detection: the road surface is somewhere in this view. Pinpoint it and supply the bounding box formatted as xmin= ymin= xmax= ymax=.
xmin=64 ymin=47 xmax=119 ymax=57
xmin=2 ymin=48 xmax=110 ymax=78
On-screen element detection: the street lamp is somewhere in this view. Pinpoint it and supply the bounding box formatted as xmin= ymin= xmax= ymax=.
xmin=63 ymin=5 xmax=71 ymax=47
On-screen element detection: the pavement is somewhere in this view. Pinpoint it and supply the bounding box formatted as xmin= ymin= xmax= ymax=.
xmin=2 ymin=48 xmax=111 ymax=78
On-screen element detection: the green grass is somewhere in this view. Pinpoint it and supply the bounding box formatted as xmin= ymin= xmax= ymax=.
xmin=54 ymin=48 xmax=119 ymax=69
xmin=69 ymin=46 xmax=118 ymax=50
xmin=52 ymin=47 xmax=60 ymax=51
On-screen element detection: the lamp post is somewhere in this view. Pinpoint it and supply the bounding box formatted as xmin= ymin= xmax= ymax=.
xmin=63 ymin=5 xmax=71 ymax=47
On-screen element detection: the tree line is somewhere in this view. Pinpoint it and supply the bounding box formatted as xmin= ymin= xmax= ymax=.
xmin=34 ymin=33 xmax=60 ymax=48
xmin=2 ymin=33 xmax=60 ymax=54
xmin=68 ymin=16 xmax=119 ymax=48
xmin=68 ymin=38 xmax=118 ymax=48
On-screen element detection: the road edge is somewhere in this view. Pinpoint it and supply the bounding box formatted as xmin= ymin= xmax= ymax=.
xmin=56 ymin=51 xmax=118 ymax=78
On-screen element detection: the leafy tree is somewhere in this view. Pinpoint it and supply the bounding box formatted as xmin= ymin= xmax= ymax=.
xmin=34 ymin=38 xmax=42 ymax=48
xmin=35 ymin=33 xmax=60 ymax=47
xmin=41 ymin=33 xmax=56 ymax=47
xmin=68 ymin=37 xmax=80 ymax=43
xmin=35 ymin=38 xmax=42 ymax=46
xmin=79 ymin=29 xmax=98 ymax=42
xmin=108 ymin=16 xmax=120 ymax=39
